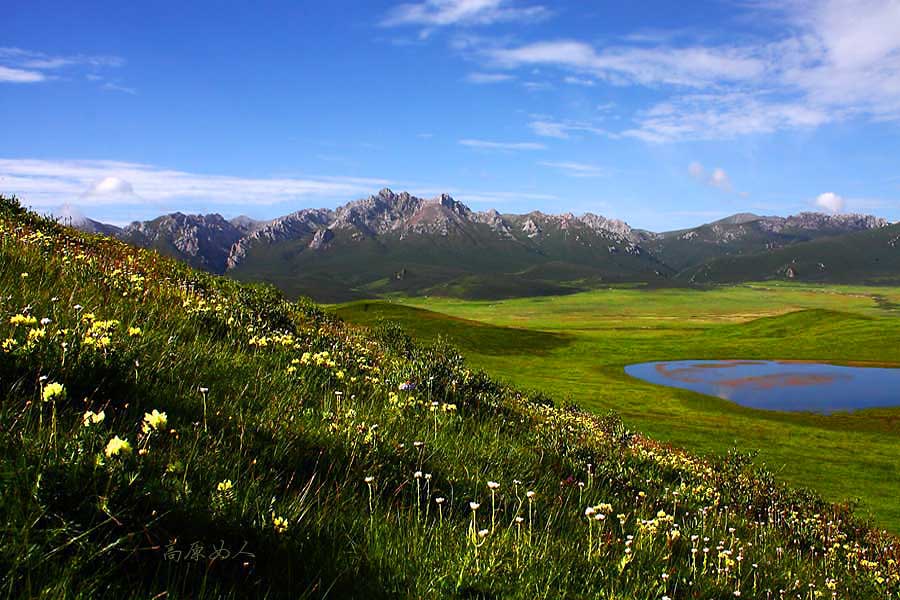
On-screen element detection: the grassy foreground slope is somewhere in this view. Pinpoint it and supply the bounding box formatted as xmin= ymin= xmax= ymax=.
xmin=1 ymin=197 xmax=899 ymax=599
xmin=336 ymin=287 xmax=900 ymax=531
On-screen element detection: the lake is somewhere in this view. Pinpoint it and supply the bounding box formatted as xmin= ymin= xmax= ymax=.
xmin=625 ymin=360 xmax=900 ymax=414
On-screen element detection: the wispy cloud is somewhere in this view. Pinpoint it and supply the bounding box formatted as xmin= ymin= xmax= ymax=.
xmin=465 ymin=71 xmax=515 ymax=83
xmin=458 ymin=138 xmax=545 ymax=151
xmin=382 ymin=0 xmax=549 ymax=29
xmin=0 ymin=47 xmax=125 ymax=87
xmin=102 ymin=82 xmax=137 ymax=95
xmin=434 ymin=0 xmax=900 ymax=142
xmin=0 ymin=159 xmax=391 ymax=211
xmin=528 ymin=117 xmax=616 ymax=139
xmin=538 ymin=161 xmax=607 ymax=178
xmin=0 ymin=65 xmax=45 ymax=83
xmin=563 ymin=75 xmax=595 ymax=86
xmin=488 ymin=40 xmax=765 ymax=88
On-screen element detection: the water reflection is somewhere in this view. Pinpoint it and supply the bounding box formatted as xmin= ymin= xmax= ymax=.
xmin=626 ymin=360 xmax=900 ymax=414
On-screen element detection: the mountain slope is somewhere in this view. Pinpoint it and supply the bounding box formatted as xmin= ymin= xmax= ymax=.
xmin=681 ymin=221 xmax=900 ymax=284
xmin=643 ymin=212 xmax=889 ymax=271
xmin=3 ymin=193 xmax=899 ymax=598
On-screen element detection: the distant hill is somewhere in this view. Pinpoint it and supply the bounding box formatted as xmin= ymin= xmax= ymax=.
xmin=680 ymin=221 xmax=900 ymax=285
xmin=76 ymin=189 xmax=893 ymax=301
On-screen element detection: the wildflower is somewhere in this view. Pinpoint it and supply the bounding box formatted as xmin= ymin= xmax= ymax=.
xmin=105 ymin=435 xmax=132 ymax=457
xmin=142 ymin=409 xmax=168 ymax=433
xmin=217 ymin=480 xmax=234 ymax=493
xmin=487 ymin=481 xmax=500 ymax=490
xmin=128 ymin=327 xmax=142 ymax=337
xmin=414 ymin=471 xmax=423 ymax=479
xmin=42 ymin=382 xmax=66 ymax=403
xmin=526 ymin=490 xmax=536 ymax=499
xmin=10 ymin=314 xmax=37 ymax=326
xmin=364 ymin=476 xmax=375 ymax=484
xmin=469 ymin=502 xmax=480 ymax=511
xmin=478 ymin=529 xmax=489 ymax=538
xmin=272 ymin=513 xmax=289 ymax=534
xmin=40 ymin=318 xmax=51 ymax=326
xmin=435 ymin=497 xmax=445 ymax=504
xmin=82 ymin=410 xmax=105 ymax=427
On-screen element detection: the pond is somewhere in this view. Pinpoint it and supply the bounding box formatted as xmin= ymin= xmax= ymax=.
xmin=624 ymin=360 xmax=900 ymax=414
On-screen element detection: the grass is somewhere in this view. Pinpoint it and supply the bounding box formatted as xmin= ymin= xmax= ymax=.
xmin=2 ymin=195 xmax=900 ymax=598
xmin=335 ymin=284 xmax=900 ymax=531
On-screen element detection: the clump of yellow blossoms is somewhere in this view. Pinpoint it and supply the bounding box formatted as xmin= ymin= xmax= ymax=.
xmin=82 ymin=410 xmax=105 ymax=427
xmin=105 ymin=436 xmax=132 ymax=457
xmin=272 ymin=513 xmax=289 ymax=534
xmin=42 ymin=382 xmax=66 ymax=403
xmin=141 ymin=409 xmax=168 ymax=433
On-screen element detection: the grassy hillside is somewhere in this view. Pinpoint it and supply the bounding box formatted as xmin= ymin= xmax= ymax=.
xmin=2 ymin=196 xmax=900 ymax=598
xmin=336 ymin=286 xmax=900 ymax=532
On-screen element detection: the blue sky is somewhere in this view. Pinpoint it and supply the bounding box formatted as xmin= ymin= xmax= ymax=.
xmin=1 ymin=0 xmax=899 ymax=230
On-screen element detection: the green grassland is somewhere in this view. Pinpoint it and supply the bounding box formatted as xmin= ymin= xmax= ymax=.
xmin=4 ymin=194 xmax=900 ymax=598
xmin=335 ymin=283 xmax=900 ymax=530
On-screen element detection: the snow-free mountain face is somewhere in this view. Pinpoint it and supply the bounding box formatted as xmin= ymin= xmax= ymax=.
xmin=78 ymin=189 xmax=892 ymax=301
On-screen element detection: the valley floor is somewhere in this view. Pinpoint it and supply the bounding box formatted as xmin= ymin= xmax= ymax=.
xmin=335 ymin=283 xmax=900 ymax=531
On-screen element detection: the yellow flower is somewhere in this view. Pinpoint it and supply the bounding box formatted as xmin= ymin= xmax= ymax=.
xmin=142 ymin=409 xmax=168 ymax=433
xmin=127 ymin=327 xmax=142 ymax=337
xmin=82 ymin=410 xmax=105 ymax=427
xmin=9 ymin=314 xmax=37 ymax=326
xmin=105 ymin=435 xmax=132 ymax=457
xmin=1 ymin=338 xmax=17 ymax=352
xmin=217 ymin=479 xmax=234 ymax=493
xmin=272 ymin=513 xmax=289 ymax=534
xmin=42 ymin=382 xmax=66 ymax=403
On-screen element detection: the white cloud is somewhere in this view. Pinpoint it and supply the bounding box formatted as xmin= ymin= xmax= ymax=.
xmin=688 ymin=162 xmax=735 ymax=193
xmin=815 ymin=191 xmax=844 ymax=213
xmin=434 ymin=0 xmax=900 ymax=141
xmin=0 ymin=47 xmax=124 ymax=86
xmin=538 ymin=161 xmax=606 ymax=178
xmin=0 ymin=159 xmax=391 ymax=210
xmin=709 ymin=168 xmax=731 ymax=192
xmin=465 ymin=71 xmax=515 ymax=83
xmin=528 ymin=118 xmax=616 ymax=139
xmin=102 ymin=82 xmax=137 ymax=95
xmin=688 ymin=161 xmax=705 ymax=180
xmin=489 ymin=40 xmax=765 ymax=88
xmin=624 ymin=92 xmax=830 ymax=142
xmin=563 ymin=75 xmax=595 ymax=86
xmin=87 ymin=176 xmax=136 ymax=197
xmin=458 ymin=138 xmax=546 ymax=150
xmin=383 ymin=0 xmax=549 ymax=28
xmin=0 ymin=65 xmax=45 ymax=83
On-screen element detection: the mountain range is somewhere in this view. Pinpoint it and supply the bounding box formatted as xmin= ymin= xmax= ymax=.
xmin=73 ymin=188 xmax=898 ymax=301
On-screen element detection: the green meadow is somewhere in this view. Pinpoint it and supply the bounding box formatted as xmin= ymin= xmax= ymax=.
xmin=335 ymin=283 xmax=900 ymax=531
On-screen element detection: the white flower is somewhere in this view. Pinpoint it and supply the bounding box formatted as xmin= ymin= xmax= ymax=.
xmin=414 ymin=471 xmax=423 ymax=479
xmin=526 ymin=490 xmax=536 ymax=499
xmin=469 ymin=502 xmax=480 ymax=511
xmin=487 ymin=481 xmax=500 ymax=490
xmin=478 ymin=529 xmax=489 ymax=538
xmin=435 ymin=497 xmax=445 ymax=504
xmin=364 ymin=476 xmax=374 ymax=484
